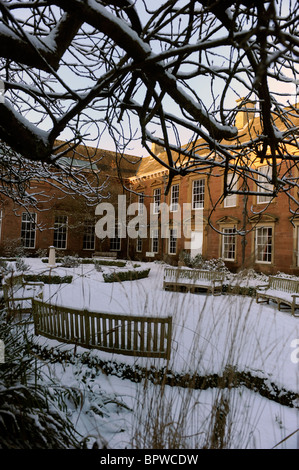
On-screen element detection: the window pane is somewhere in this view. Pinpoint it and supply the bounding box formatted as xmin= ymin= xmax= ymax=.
xmin=83 ymin=220 xmax=95 ymax=250
xmin=169 ymin=228 xmax=177 ymax=254
xmin=151 ymin=228 xmax=159 ymax=253
xmin=256 ymin=226 xmax=272 ymax=263
xmin=192 ymin=179 xmax=205 ymax=209
xmin=21 ymin=212 xmax=36 ymax=248
xmin=224 ymin=174 xmax=237 ymax=207
xmin=110 ymin=224 xmax=121 ymax=251
xmin=136 ymin=236 xmax=142 ymax=252
xmin=170 ymin=184 xmax=179 ymax=212
xmin=53 ymin=215 xmax=68 ymax=249
xmin=138 ymin=192 xmax=144 ymax=215
xmin=222 ymin=228 xmax=236 ymax=260
xmin=153 ymin=188 xmax=161 ymax=214
xmin=257 ymin=166 xmax=274 ymax=204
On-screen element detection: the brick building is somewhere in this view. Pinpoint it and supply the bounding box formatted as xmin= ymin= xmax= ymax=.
xmin=1 ymin=104 xmax=298 ymax=275
xmin=0 ymin=142 xmax=139 ymax=259
xmin=127 ymin=103 xmax=299 ymax=275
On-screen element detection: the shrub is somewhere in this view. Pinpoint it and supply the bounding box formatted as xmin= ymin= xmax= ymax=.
xmin=94 ymin=259 xmax=126 ymax=267
xmin=103 ymin=269 xmax=150 ymax=283
xmin=23 ymin=274 xmax=73 ymax=284
xmin=179 ymin=251 xmax=230 ymax=274
xmin=15 ymin=258 xmax=30 ymax=272
xmin=61 ymin=255 xmax=80 ymax=268
xmin=222 ymin=284 xmax=256 ymax=297
xmin=41 ymin=257 xmax=64 ymax=263
xmin=41 ymin=257 xmax=127 ymax=268
xmin=0 ymin=310 xmax=80 ymax=448
xmin=36 ymin=248 xmax=48 ymax=258
xmin=0 ymin=238 xmax=28 ymax=258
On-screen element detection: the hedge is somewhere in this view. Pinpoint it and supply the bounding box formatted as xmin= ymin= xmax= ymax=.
xmin=103 ymin=269 xmax=150 ymax=283
xmin=41 ymin=258 xmax=126 ymax=267
xmin=23 ymin=274 xmax=73 ymax=284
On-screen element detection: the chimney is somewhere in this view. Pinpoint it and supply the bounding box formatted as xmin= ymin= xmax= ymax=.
xmin=235 ymin=98 xmax=255 ymax=129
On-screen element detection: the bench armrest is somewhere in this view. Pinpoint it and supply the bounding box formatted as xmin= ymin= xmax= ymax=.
xmin=256 ymin=284 xmax=269 ymax=290
xmin=212 ymin=279 xmax=223 ymax=285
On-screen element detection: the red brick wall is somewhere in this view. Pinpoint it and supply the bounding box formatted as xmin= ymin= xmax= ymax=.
xmin=129 ymin=163 xmax=299 ymax=275
xmin=0 ymin=174 xmax=131 ymax=259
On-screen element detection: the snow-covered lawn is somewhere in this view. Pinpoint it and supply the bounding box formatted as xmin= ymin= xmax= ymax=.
xmin=5 ymin=258 xmax=299 ymax=449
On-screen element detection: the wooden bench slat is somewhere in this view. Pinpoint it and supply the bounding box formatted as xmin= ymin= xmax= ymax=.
xmin=256 ymin=276 xmax=299 ymax=316
xmin=163 ymin=267 xmax=224 ymax=295
xmin=32 ymin=299 xmax=172 ymax=359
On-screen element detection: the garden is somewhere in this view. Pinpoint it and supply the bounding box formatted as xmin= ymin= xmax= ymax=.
xmin=0 ymin=255 xmax=298 ymax=449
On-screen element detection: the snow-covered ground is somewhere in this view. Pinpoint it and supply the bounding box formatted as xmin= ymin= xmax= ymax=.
xmin=4 ymin=258 xmax=299 ymax=449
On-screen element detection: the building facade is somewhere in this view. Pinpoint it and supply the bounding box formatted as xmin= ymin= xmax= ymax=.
xmin=0 ymin=142 xmax=139 ymax=259
xmin=127 ymin=159 xmax=299 ymax=275
xmin=126 ymin=106 xmax=299 ymax=275
xmin=1 ymin=105 xmax=299 ymax=276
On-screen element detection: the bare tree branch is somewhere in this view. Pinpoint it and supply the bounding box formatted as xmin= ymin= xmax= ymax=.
xmin=0 ymin=0 xmax=297 ymax=214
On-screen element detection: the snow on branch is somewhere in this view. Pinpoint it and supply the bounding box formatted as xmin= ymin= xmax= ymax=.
xmin=0 ymin=0 xmax=298 ymax=210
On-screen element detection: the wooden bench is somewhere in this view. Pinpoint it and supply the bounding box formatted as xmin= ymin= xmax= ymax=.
xmin=256 ymin=276 xmax=299 ymax=316
xmin=32 ymin=299 xmax=172 ymax=360
xmin=2 ymin=275 xmax=44 ymax=318
xmin=163 ymin=267 xmax=224 ymax=296
xmin=92 ymin=251 xmax=117 ymax=260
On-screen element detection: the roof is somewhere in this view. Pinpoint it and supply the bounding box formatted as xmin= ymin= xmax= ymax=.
xmin=53 ymin=140 xmax=141 ymax=179
xmin=57 ymin=156 xmax=98 ymax=171
xmin=130 ymin=103 xmax=299 ymax=181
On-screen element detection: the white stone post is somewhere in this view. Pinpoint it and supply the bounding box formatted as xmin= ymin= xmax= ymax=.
xmin=48 ymin=246 xmax=56 ymax=267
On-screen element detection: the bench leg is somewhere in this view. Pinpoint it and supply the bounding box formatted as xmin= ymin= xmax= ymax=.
xmin=256 ymin=295 xmax=269 ymax=304
xmin=213 ymin=288 xmax=222 ymax=296
xmin=291 ymin=303 xmax=299 ymax=316
xmin=277 ymin=301 xmax=292 ymax=312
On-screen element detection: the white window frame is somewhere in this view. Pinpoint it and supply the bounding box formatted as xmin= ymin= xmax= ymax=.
xmin=169 ymin=228 xmax=177 ymax=255
xmin=257 ymin=166 xmax=274 ymax=204
xmin=136 ymin=236 xmax=142 ymax=253
xmin=83 ymin=220 xmax=95 ymax=250
xmin=224 ymin=174 xmax=237 ymax=208
xmin=170 ymin=184 xmax=179 ymax=212
xmin=138 ymin=192 xmax=145 ymax=215
xmin=53 ymin=215 xmax=68 ymax=250
xmin=222 ymin=227 xmax=236 ymax=261
xmin=153 ymin=188 xmax=161 ymax=214
xmin=192 ymin=179 xmax=205 ymax=209
xmin=21 ymin=212 xmax=36 ymax=248
xmin=255 ymin=226 xmax=273 ymax=264
xmin=151 ymin=228 xmax=159 ymax=253
xmin=110 ymin=223 xmax=121 ymax=251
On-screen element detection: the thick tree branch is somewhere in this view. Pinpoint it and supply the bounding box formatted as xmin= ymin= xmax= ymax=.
xmin=0 ymin=101 xmax=52 ymax=161
xmin=0 ymin=2 xmax=83 ymax=71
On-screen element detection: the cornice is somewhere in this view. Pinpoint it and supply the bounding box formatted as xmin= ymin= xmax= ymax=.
xmin=129 ymin=168 xmax=169 ymax=184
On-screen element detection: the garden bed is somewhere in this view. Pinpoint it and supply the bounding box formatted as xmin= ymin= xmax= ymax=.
xmin=31 ymin=341 xmax=299 ymax=410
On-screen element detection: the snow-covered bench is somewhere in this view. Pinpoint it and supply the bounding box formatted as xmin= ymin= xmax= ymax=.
xmin=163 ymin=267 xmax=224 ymax=296
xmin=256 ymin=276 xmax=299 ymax=316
